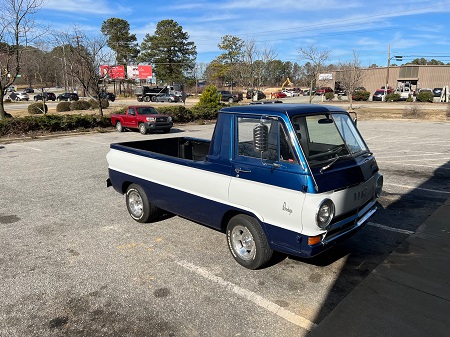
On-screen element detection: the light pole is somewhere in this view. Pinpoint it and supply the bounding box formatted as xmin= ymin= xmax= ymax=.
xmin=386 ymin=44 xmax=403 ymax=91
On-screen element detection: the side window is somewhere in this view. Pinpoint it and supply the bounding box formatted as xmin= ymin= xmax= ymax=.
xmin=237 ymin=117 xmax=297 ymax=163
xmin=128 ymin=108 xmax=136 ymax=116
xmin=237 ymin=117 xmax=260 ymax=158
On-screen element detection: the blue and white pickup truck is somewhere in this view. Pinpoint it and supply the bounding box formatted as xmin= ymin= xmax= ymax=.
xmin=107 ymin=104 xmax=383 ymax=269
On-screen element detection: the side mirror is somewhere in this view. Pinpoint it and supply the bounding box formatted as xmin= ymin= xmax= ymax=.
xmin=349 ymin=111 xmax=358 ymax=126
xmin=253 ymin=123 xmax=268 ymax=152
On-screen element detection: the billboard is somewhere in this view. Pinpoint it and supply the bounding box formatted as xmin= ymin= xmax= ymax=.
xmin=126 ymin=65 xmax=153 ymax=79
xmin=100 ymin=65 xmax=125 ymax=79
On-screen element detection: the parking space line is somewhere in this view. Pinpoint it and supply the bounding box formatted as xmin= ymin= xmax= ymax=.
xmin=380 ymin=162 xmax=450 ymax=169
xmin=8 ymin=143 xmax=42 ymax=151
xmin=384 ymin=183 xmax=450 ymax=194
xmin=175 ymin=259 xmax=317 ymax=331
xmin=368 ymin=222 xmax=414 ymax=235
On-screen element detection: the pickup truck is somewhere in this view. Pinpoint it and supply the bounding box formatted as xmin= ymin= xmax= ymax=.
xmin=218 ymin=90 xmax=243 ymax=103
xmin=107 ymin=104 xmax=383 ymax=269
xmin=110 ymin=105 xmax=173 ymax=134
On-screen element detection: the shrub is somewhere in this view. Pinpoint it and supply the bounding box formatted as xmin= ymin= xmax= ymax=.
xmin=199 ymin=85 xmax=222 ymax=106
xmin=416 ymin=91 xmax=434 ymax=103
xmin=56 ymin=102 xmax=71 ymax=112
xmin=89 ymin=98 xmax=110 ymax=109
xmin=0 ymin=114 xmax=112 ymax=137
xmin=28 ymin=102 xmax=48 ymax=114
xmin=403 ymin=102 xmax=425 ymax=119
xmin=70 ymin=100 xmax=91 ymax=111
xmin=156 ymin=105 xmax=194 ymax=123
xmin=353 ymin=91 xmax=370 ymax=101
xmin=385 ymin=93 xmax=401 ymax=102
xmin=325 ymin=92 xmax=334 ymax=101
xmin=406 ymin=96 xmax=414 ymax=102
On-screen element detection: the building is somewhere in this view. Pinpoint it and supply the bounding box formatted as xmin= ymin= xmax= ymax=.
xmin=328 ymin=65 xmax=450 ymax=95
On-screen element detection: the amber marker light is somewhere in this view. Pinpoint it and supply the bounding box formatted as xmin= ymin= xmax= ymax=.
xmin=308 ymin=236 xmax=322 ymax=246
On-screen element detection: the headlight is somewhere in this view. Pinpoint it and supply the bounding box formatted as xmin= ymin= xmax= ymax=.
xmin=168 ymin=116 xmax=172 ymax=122
xmin=375 ymin=174 xmax=383 ymax=198
xmin=146 ymin=117 xmax=156 ymax=122
xmin=316 ymin=199 xmax=335 ymax=229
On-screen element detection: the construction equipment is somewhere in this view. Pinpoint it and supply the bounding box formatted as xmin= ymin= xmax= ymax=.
xmin=281 ymin=78 xmax=293 ymax=91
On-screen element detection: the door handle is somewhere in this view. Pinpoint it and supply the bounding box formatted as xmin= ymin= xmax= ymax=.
xmin=235 ymin=168 xmax=251 ymax=177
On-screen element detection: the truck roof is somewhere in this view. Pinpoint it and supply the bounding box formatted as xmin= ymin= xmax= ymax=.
xmin=220 ymin=103 xmax=348 ymax=118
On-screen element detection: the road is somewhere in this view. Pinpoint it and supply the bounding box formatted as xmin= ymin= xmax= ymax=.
xmin=0 ymin=120 xmax=449 ymax=336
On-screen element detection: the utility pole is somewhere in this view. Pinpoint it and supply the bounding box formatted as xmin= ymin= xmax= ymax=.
xmin=386 ymin=44 xmax=390 ymax=92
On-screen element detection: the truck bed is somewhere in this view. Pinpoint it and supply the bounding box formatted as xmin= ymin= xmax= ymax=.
xmin=110 ymin=137 xmax=211 ymax=162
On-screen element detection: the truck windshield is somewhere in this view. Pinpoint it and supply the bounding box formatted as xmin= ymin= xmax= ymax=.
xmin=291 ymin=113 xmax=369 ymax=168
xmin=137 ymin=107 xmax=159 ymax=115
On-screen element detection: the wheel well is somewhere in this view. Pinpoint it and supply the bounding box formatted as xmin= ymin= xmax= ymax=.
xmin=121 ymin=181 xmax=133 ymax=194
xmin=220 ymin=210 xmax=264 ymax=232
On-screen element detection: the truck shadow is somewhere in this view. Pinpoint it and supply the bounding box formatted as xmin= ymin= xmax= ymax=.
xmin=298 ymin=161 xmax=450 ymax=324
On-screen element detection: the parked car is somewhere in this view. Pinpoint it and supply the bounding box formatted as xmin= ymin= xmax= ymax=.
xmin=281 ymin=90 xmax=299 ymax=97
xmin=23 ymin=87 xmax=34 ymax=93
xmin=99 ymin=92 xmax=116 ymax=101
xmin=334 ymin=87 xmax=346 ymax=96
xmin=57 ymin=92 xmax=79 ymax=101
xmin=372 ymin=89 xmax=393 ymax=101
xmin=9 ymin=92 xmax=29 ymax=101
xmin=246 ymin=90 xmax=266 ymax=100
xmin=33 ymin=92 xmax=56 ymax=101
xmin=417 ymin=88 xmax=433 ymax=95
xmin=274 ymin=91 xmax=287 ymax=98
xmin=155 ymin=93 xmax=180 ymax=103
xmin=302 ymin=89 xmax=316 ymax=96
xmin=432 ymin=88 xmax=442 ymax=97
xmin=6 ymin=86 xmax=15 ymax=92
xmin=316 ymin=87 xmax=333 ymax=95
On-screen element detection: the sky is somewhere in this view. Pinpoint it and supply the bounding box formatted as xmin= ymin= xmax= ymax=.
xmin=35 ymin=0 xmax=450 ymax=68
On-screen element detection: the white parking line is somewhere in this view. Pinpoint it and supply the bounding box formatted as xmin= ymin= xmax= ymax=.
xmin=368 ymin=222 xmax=414 ymax=235
xmin=8 ymin=143 xmax=42 ymax=151
xmin=384 ymin=183 xmax=450 ymax=194
xmin=175 ymin=259 xmax=317 ymax=331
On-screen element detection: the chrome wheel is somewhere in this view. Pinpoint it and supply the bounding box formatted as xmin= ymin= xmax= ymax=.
xmin=230 ymin=225 xmax=256 ymax=261
xmin=127 ymin=189 xmax=143 ymax=219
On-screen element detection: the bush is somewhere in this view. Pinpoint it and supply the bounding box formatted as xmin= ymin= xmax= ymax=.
xmin=70 ymin=100 xmax=91 ymax=111
xmin=403 ymin=102 xmax=425 ymax=119
xmin=0 ymin=114 xmax=111 ymax=137
xmin=28 ymin=102 xmax=48 ymax=114
xmin=56 ymin=102 xmax=71 ymax=112
xmin=89 ymin=98 xmax=109 ymax=109
xmin=353 ymin=91 xmax=370 ymax=101
xmin=385 ymin=93 xmax=401 ymax=102
xmin=416 ymin=91 xmax=434 ymax=103
xmin=156 ymin=105 xmax=194 ymax=123
xmin=325 ymin=92 xmax=334 ymax=101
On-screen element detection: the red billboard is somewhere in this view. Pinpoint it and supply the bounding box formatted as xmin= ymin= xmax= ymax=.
xmin=127 ymin=65 xmax=153 ymax=79
xmin=100 ymin=65 xmax=125 ymax=79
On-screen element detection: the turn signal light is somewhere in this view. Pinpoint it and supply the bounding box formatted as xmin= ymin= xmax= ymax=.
xmin=308 ymin=236 xmax=321 ymax=246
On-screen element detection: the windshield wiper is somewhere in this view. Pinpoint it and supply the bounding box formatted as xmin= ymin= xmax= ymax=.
xmin=320 ymin=155 xmax=340 ymax=173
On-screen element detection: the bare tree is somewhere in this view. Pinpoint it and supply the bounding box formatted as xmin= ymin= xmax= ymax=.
xmin=337 ymin=50 xmax=364 ymax=110
xmin=58 ymin=27 xmax=111 ymax=116
xmin=0 ymin=0 xmax=43 ymax=119
xmin=298 ymin=44 xmax=330 ymax=103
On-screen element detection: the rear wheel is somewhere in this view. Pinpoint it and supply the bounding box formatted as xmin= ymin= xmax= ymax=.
xmin=116 ymin=121 xmax=123 ymax=132
xmin=139 ymin=123 xmax=147 ymax=135
xmin=125 ymin=184 xmax=159 ymax=223
xmin=144 ymin=96 xmax=151 ymax=102
xmin=226 ymin=214 xmax=273 ymax=269
xmin=151 ymin=96 xmax=157 ymax=102
xmin=228 ymin=97 xmax=234 ymax=103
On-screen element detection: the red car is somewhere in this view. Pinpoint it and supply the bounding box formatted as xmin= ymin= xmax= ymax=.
xmin=110 ymin=105 xmax=173 ymax=134
xmin=274 ymin=91 xmax=287 ymax=98
xmin=316 ymin=87 xmax=334 ymax=95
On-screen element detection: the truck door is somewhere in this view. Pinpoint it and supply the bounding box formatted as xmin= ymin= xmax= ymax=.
xmin=228 ymin=116 xmax=307 ymax=239
xmin=124 ymin=107 xmax=138 ymax=128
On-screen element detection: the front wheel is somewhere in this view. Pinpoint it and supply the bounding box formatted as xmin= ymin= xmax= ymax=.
xmin=139 ymin=123 xmax=147 ymax=135
xmin=144 ymin=96 xmax=151 ymax=102
xmin=151 ymin=96 xmax=157 ymax=102
xmin=228 ymin=97 xmax=234 ymax=103
xmin=116 ymin=121 xmax=123 ymax=132
xmin=226 ymin=214 xmax=273 ymax=269
xmin=125 ymin=184 xmax=159 ymax=223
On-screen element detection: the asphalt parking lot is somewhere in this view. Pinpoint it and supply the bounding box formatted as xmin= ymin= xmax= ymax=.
xmin=1 ymin=119 xmax=449 ymax=336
